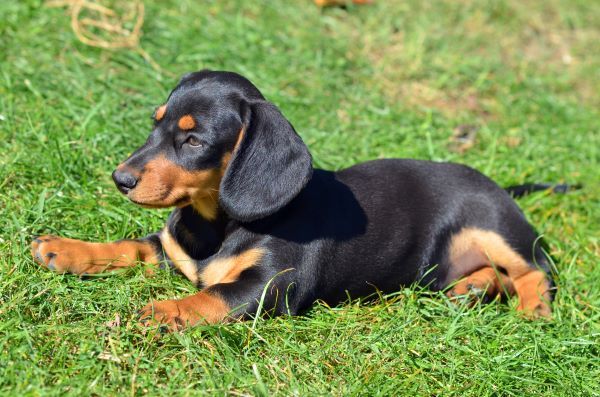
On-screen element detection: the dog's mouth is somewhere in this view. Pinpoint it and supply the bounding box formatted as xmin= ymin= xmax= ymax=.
xmin=126 ymin=184 xmax=192 ymax=209
xmin=128 ymin=197 xmax=171 ymax=209
xmin=128 ymin=196 xmax=191 ymax=209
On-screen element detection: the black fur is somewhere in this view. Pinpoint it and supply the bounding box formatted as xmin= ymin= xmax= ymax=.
xmin=220 ymin=100 xmax=313 ymax=222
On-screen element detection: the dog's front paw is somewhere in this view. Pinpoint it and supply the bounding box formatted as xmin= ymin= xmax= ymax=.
xmin=138 ymin=300 xmax=188 ymax=332
xmin=31 ymin=235 xmax=107 ymax=275
xmin=137 ymin=292 xmax=230 ymax=332
xmin=31 ymin=235 xmax=65 ymax=272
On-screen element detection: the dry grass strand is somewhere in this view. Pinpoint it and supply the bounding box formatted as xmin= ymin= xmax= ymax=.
xmin=45 ymin=0 xmax=162 ymax=71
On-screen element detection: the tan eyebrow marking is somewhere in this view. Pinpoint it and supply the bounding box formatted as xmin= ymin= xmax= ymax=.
xmin=178 ymin=115 xmax=196 ymax=130
xmin=155 ymin=105 xmax=167 ymax=121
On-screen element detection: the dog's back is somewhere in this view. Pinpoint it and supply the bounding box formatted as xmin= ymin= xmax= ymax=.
xmin=245 ymin=159 xmax=549 ymax=314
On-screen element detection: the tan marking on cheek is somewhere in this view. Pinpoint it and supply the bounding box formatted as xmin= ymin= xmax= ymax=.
xmin=160 ymin=228 xmax=198 ymax=284
xmin=128 ymin=156 xmax=181 ymax=206
xmin=128 ymin=155 xmax=222 ymax=218
xmin=178 ymin=115 xmax=196 ymax=130
xmin=155 ymin=104 xmax=167 ymax=121
xmin=201 ymin=248 xmax=265 ymax=287
xmin=189 ymin=152 xmax=231 ymax=220
xmin=189 ymin=167 xmax=222 ymax=220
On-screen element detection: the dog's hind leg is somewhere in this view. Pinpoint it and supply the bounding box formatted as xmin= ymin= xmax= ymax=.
xmin=447 ymin=266 xmax=514 ymax=303
xmin=445 ymin=228 xmax=552 ymax=318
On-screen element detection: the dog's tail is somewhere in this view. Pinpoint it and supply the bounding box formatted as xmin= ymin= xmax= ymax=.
xmin=504 ymin=183 xmax=581 ymax=198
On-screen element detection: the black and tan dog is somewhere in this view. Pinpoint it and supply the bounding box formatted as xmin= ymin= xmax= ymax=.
xmin=31 ymin=70 xmax=554 ymax=330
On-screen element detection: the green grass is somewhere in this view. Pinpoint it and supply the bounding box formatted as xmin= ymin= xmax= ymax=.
xmin=1 ymin=0 xmax=599 ymax=395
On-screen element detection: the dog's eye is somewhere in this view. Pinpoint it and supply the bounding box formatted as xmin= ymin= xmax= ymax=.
xmin=185 ymin=136 xmax=202 ymax=147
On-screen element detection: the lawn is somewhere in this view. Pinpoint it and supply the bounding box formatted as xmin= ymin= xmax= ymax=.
xmin=0 ymin=0 xmax=599 ymax=395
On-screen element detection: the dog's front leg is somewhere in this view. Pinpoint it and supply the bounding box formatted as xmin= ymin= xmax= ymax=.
xmin=30 ymin=234 xmax=163 ymax=275
xmin=137 ymin=278 xmax=273 ymax=332
xmin=137 ymin=289 xmax=231 ymax=331
xmin=138 ymin=252 xmax=278 ymax=331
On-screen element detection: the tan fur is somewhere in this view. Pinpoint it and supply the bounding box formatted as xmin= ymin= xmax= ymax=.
xmin=200 ymin=248 xmax=265 ymax=287
xmin=155 ymin=104 xmax=167 ymax=121
xmin=127 ymin=154 xmax=219 ymax=210
xmin=234 ymin=127 xmax=245 ymax=152
xmin=221 ymin=152 xmax=232 ymax=168
xmin=159 ymin=228 xmax=198 ymax=284
xmin=126 ymin=154 xmax=234 ymax=220
xmin=447 ymin=227 xmax=551 ymax=317
xmin=178 ymin=115 xmax=196 ymax=130
xmin=31 ymin=235 xmax=159 ymax=274
xmin=190 ymin=153 xmax=232 ymax=220
xmin=513 ymin=270 xmax=551 ymax=317
xmin=139 ymin=290 xmax=231 ymax=330
xmin=448 ymin=266 xmax=515 ymax=298
xmin=190 ymin=195 xmax=219 ymax=221
xmin=447 ymin=228 xmax=531 ymax=281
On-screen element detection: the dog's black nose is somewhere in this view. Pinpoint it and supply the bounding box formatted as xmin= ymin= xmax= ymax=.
xmin=112 ymin=169 xmax=138 ymax=194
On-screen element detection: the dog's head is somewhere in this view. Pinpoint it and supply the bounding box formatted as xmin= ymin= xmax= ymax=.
xmin=113 ymin=70 xmax=312 ymax=222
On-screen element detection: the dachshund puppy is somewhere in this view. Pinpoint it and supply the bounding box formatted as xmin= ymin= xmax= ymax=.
xmin=31 ymin=70 xmax=553 ymax=331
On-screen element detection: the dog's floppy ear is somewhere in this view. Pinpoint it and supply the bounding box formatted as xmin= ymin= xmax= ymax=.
xmin=219 ymin=100 xmax=312 ymax=222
